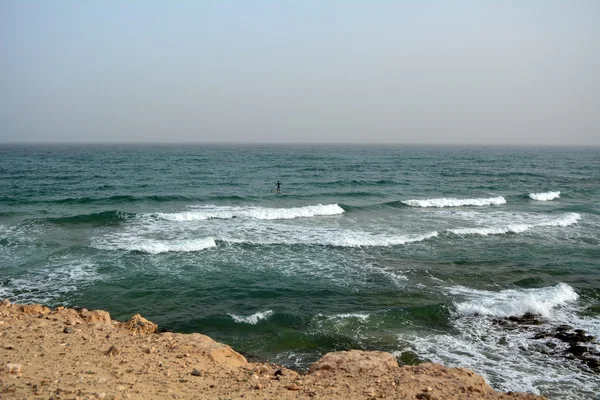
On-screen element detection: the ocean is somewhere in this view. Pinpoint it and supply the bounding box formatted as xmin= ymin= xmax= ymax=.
xmin=1 ymin=145 xmax=598 ymax=399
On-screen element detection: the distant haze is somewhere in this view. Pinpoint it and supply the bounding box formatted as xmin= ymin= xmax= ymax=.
xmin=1 ymin=1 xmax=598 ymax=145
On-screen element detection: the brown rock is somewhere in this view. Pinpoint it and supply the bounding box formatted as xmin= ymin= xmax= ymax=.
xmin=19 ymin=304 xmax=51 ymax=315
xmin=106 ymin=345 xmax=121 ymax=356
xmin=174 ymin=333 xmax=247 ymax=368
xmin=286 ymin=383 xmax=301 ymax=391
xmin=1 ymin=299 xmax=10 ymax=307
xmin=85 ymin=310 xmax=111 ymax=324
xmin=308 ymin=350 xmax=399 ymax=376
xmin=122 ymin=314 xmax=157 ymax=334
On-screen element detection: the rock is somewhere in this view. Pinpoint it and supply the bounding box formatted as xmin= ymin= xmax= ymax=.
xmin=173 ymin=333 xmax=247 ymax=368
xmin=53 ymin=308 xmax=83 ymax=324
xmin=122 ymin=314 xmax=157 ymax=334
xmin=1 ymin=299 xmax=10 ymax=307
xmin=274 ymin=369 xmax=284 ymax=376
xmin=64 ymin=327 xmax=74 ymax=334
xmin=309 ymin=350 xmax=399 ymax=376
xmin=144 ymin=346 xmax=157 ymax=354
xmin=106 ymin=345 xmax=121 ymax=356
xmin=286 ymin=383 xmax=301 ymax=391
xmin=5 ymin=363 xmax=22 ymax=375
xmin=85 ymin=310 xmax=111 ymax=324
xmin=19 ymin=304 xmax=51 ymax=315
xmin=190 ymin=369 xmax=202 ymax=377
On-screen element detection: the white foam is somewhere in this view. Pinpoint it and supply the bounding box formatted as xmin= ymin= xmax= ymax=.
xmin=402 ymin=196 xmax=506 ymax=208
xmin=224 ymin=230 xmax=438 ymax=247
xmin=0 ymin=260 xmax=102 ymax=305
xmin=529 ymin=191 xmax=560 ymax=201
xmin=327 ymin=313 xmax=370 ymax=321
xmin=325 ymin=231 xmax=438 ymax=247
xmin=405 ymin=283 xmax=599 ymax=399
xmin=94 ymin=237 xmax=216 ymax=254
xmin=228 ymin=310 xmax=273 ymax=324
xmin=448 ymin=213 xmax=580 ymax=236
xmin=155 ymin=204 xmax=344 ymax=221
xmin=449 ymin=282 xmax=579 ymax=319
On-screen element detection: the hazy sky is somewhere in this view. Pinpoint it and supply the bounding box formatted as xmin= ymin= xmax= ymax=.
xmin=1 ymin=1 xmax=598 ymax=145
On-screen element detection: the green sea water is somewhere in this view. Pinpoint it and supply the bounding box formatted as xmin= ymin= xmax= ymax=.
xmin=1 ymin=145 xmax=599 ymax=399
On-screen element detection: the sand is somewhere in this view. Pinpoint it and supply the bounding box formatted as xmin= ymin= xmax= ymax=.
xmin=0 ymin=300 xmax=546 ymax=400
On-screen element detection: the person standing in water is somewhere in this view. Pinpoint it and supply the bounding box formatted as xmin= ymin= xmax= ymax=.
xmin=276 ymin=180 xmax=281 ymax=193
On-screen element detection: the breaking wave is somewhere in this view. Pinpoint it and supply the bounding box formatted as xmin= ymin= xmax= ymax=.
xmin=449 ymin=282 xmax=578 ymax=318
xmin=93 ymin=237 xmax=216 ymax=254
xmin=154 ymin=204 xmax=344 ymax=221
xmin=228 ymin=310 xmax=273 ymax=324
xmin=447 ymin=212 xmax=580 ymax=236
xmin=529 ymin=191 xmax=560 ymax=201
xmin=402 ymin=196 xmax=506 ymax=208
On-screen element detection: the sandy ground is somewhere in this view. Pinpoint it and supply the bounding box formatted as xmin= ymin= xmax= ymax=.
xmin=0 ymin=300 xmax=546 ymax=400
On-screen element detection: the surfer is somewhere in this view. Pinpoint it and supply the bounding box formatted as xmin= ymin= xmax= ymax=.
xmin=276 ymin=180 xmax=281 ymax=193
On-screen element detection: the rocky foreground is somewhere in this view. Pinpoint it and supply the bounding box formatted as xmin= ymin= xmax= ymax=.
xmin=0 ymin=300 xmax=545 ymax=400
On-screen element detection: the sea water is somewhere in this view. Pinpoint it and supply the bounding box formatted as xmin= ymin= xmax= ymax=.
xmin=1 ymin=145 xmax=598 ymax=399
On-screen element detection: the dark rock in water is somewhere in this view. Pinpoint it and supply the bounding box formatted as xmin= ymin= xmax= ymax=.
xmin=566 ymin=345 xmax=589 ymax=357
xmin=585 ymin=358 xmax=600 ymax=372
xmin=495 ymin=312 xmax=545 ymax=330
xmin=554 ymin=330 xmax=596 ymax=344
xmin=397 ymin=350 xmax=427 ymax=366
xmin=533 ymin=332 xmax=551 ymax=340
xmin=556 ymin=324 xmax=573 ymax=332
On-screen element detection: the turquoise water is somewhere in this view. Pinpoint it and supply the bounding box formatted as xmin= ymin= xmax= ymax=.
xmin=1 ymin=145 xmax=599 ymax=399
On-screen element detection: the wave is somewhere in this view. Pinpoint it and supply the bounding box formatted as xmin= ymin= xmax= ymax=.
xmin=402 ymin=196 xmax=506 ymax=208
xmin=223 ymin=231 xmax=438 ymax=248
xmin=228 ymin=310 xmax=273 ymax=324
xmin=94 ymin=237 xmax=216 ymax=254
xmin=325 ymin=313 xmax=370 ymax=321
xmin=46 ymin=210 xmax=132 ymax=226
xmin=529 ymin=191 xmax=560 ymax=201
xmin=447 ymin=212 xmax=580 ymax=236
xmin=154 ymin=204 xmax=344 ymax=221
xmin=449 ymin=282 xmax=578 ymax=319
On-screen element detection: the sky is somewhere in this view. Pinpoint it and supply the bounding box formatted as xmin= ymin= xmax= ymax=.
xmin=1 ymin=1 xmax=599 ymax=145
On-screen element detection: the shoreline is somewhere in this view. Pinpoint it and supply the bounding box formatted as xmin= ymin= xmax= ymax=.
xmin=1 ymin=300 xmax=546 ymax=399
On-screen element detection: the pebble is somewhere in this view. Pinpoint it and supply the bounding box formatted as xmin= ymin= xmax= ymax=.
xmin=5 ymin=363 xmax=22 ymax=375
xmin=106 ymin=345 xmax=121 ymax=356
xmin=64 ymin=327 xmax=74 ymax=334
xmin=286 ymin=383 xmax=301 ymax=391
xmin=191 ymin=368 xmax=202 ymax=377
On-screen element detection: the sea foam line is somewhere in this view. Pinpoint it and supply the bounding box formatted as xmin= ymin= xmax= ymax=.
xmin=94 ymin=237 xmax=216 ymax=254
xmin=447 ymin=212 xmax=580 ymax=236
xmin=154 ymin=204 xmax=344 ymax=221
xmin=228 ymin=310 xmax=273 ymax=324
xmin=402 ymin=196 xmax=506 ymax=208
xmin=529 ymin=191 xmax=560 ymax=201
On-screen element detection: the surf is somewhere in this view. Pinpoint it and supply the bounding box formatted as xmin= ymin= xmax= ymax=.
xmin=402 ymin=196 xmax=506 ymax=208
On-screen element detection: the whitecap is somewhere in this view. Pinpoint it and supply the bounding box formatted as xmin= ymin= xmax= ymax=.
xmin=94 ymin=237 xmax=216 ymax=254
xmin=154 ymin=204 xmax=344 ymax=221
xmin=447 ymin=213 xmax=580 ymax=237
xmin=228 ymin=310 xmax=273 ymax=324
xmin=529 ymin=191 xmax=560 ymax=201
xmin=449 ymin=282 xmax=579 ymax=319
xmin=402 ymin=196 xmax=506 ymax=208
